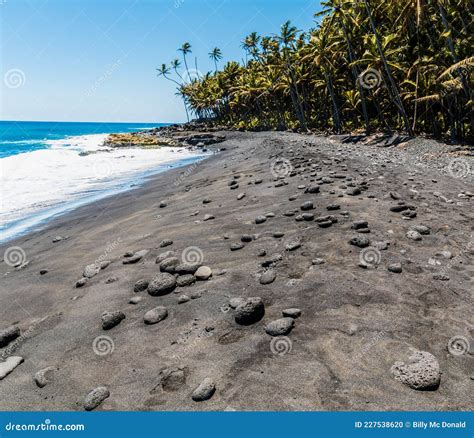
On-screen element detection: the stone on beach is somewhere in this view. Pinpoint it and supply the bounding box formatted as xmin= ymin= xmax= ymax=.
xmin=234 ymin=297 xmax=265 ymax=325
xmin=123 ymin=250 xmax=149 ymax=264
xmin=84 ymin=386 xmax=110 ymax=411
xmin=144 ymin=306 xmax=168 ymax=324
xmin=391 ymin=350 xmax=441 ymax=390
xmin=282 ymin=308 xmax=301 ymax=318
xmin=0 ymin=325 xmax=20 ymax=348
xmin=134 ymin=279 xmax=149 ymax=292
xmin=191 ymin=378 xmax=216 ymax=402
xmin=83 ymin=263 xmax=100 ymax=278
xmin=148 ymin=273 xmax=177 ymax=296
xmin=176 ymin=274 xmax=196 ymax=287
xmin=195 ymin=266 xmax=212 ymax=280
xmin=101 ymin=311 xmax=125 ymax=330
xmin=265 ymin=317 xmax=295 ymax=336
xmin=34 ymin=367 xmax=56 ymax=388
xmin=0 ymin=356 xmax=24 ymax=381
xmin=259 ymin=269 xmax=276 ymax=285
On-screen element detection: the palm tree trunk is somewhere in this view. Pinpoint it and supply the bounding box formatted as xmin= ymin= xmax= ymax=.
xmin=363 ymin=0 xmax=413 ymax=135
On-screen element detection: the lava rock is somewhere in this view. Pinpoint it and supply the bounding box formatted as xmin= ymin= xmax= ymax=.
xmin=134 ymin=279 xmax=149 ymax=292
xmin=391 ymin=350 xmax=441 ymax=390
xmin=148 ymin=273 xmax=177 ymax=296
xmin=101 ymin=311 xmax=125 ymax=330
xmin=84 ymin=386 xmax=110 ymax=411
xmin=234 ymin=297 xmax=265 ymax=325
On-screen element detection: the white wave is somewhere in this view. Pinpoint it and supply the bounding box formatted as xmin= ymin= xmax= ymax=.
xmin=0 ymin=133 xmax=208 ymax=241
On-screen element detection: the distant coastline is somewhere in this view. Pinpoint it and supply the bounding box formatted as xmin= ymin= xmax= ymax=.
xmin=0 ymin=121 xmax=210 ymax=243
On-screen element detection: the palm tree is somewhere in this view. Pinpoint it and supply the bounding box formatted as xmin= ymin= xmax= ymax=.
xmin=209 ymin=47 xmax=223 ymax=72
xmin=178 ymin=42 xmax=192 ymax=76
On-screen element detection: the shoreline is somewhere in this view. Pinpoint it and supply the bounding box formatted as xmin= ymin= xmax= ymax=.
xmin=0 ymin=129 xmax=212 ymax=244
xmin=0 ymin=130 xmax=472 ymax=411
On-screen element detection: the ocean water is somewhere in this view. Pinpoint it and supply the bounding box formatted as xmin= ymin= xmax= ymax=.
xmin=0 ymin=121 xmax=208 ymax=242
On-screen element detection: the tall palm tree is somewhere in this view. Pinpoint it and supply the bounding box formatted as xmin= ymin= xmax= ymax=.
xmin=178 ymin=42 xmax=192 ymax=76
xmin=209 ymin=47 xmax=223 ymax=72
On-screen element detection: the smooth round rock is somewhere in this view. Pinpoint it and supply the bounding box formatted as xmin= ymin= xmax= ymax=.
xmin=265 ymin=317 xmax=295 ymax=336
xmin=195 ymin=266 xmax=212 ymax=281
xmin=144 ymin=306 xmax=168 ymax=325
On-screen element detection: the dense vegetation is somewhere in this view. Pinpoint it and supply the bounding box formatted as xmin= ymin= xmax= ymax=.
xmin=158 ymin=0 xmax=473 ymax=142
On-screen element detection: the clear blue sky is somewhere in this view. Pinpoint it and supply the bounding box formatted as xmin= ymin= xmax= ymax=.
xmin=1 ymin=0 xmax=321 ymax=123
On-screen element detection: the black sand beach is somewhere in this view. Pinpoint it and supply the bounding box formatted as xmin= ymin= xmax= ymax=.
xmin=0 ymin=130 xmax=472 ymax=410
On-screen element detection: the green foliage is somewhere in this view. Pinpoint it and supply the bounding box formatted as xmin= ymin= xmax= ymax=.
xmin=160 ymin=0 xmax=474 ymax=142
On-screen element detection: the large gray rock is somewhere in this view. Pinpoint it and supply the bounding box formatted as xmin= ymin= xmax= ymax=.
xmin=147 ymin=273 xmax=177 ymax=296
xmin=84 ymin=386 xmax=110 ymax=411
xmin=391 ymin=350 xmax=441 ymax=390
xmin=101 ymin=311 xmax=125 ymax=330
xmin=0 ymin=325 xmax=20 ymax=348
xmin=234 ymin=297 xmax=265 ymax=325
xmin=265 ymin=317 xmax=295 ymax=336
xmin=144 ymin=306 xmax=168 ymax=325
xmin=0 ymin=356 xmax=24 ymax=380
xmin=191 ymin=378 xmax=216 ymax=401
